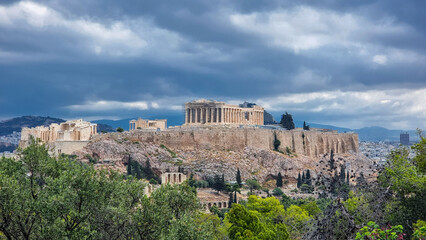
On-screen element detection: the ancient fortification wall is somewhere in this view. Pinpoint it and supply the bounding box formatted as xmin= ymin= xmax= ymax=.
xmin=98 ymin=128 xmax=358 ymax=157
xmin=49 ymin=141 xmax=90 ymax=155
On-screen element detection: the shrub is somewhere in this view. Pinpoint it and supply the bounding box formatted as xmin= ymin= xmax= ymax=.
xmin=272 ymin=187 xmax=284 ymax=196
xmin=355 ymin=221 xmax=405 ymax=240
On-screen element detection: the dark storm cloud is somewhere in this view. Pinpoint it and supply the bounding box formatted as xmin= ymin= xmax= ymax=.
xmin=0 ymin=0 xmax=425 ymax=129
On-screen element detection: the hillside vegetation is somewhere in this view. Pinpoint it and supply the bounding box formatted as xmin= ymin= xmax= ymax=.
xmin=0 ymin=133 xmax=425 ymax=239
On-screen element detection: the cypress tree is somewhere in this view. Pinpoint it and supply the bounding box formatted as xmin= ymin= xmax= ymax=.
xmin=280 ymin=112 xmax=295 ymax=130
xmin=134 ymin=162 xmax=142 ymax=179
xmin=340 ymin=164 xmax=346 ymax=183
xmin=144 ymin=159 xmax=155 ymax=180
xmin=228 ymin=192 xmax=233 ymax=208
xmin=276 ymin=172 xmax=283 ymax=187
xmin=127 ymin=156 xmax=132 ymax=175
xmin=213 ymin=175 xmax=221 ymax=192
xmin=303 ymin=121 xmax=310 ymax=130
xmin=346 ymin=171 xmax=350 ymax=185
xmin=236 ymin=168 xmax=242 ymax=187
xmin=234 ymin=191 xmax=237 ymax=203
xmin=297 ymin=172 xmax=302 ymax=188
xmin=302 ymin=171 xmax=306 ymax=184
xmin=330 ymin=150 xmax=335 ymax=170
xmin=306 ymin=169 xmax=312 ymax=185
xmin=221 ymin=174 xmax=226 ymax=191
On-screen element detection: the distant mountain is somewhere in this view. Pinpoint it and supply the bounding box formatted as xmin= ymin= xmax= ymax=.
xmin=97 ymin=123 xmax=115 ymax=133
xmin=293 ymin=120 xmax=353 ymax=133
xmin=271 ymin=114 xmax=419 ymax=142
xmin=0 ymin=116 xmax=65 ymax=136
xmin=297 ymin=122 xmax=419 ymax=142
xmin=92 ymin=119 xmax=133 ymax=131
xmin=354 ymin=126 xmax=418 ymax=142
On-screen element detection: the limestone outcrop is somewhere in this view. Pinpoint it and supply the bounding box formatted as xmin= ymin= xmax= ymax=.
xmin=74 ymin=128 xmax=373 ymax=186
xmin=90 ymin=128 xmax=358 ymax=158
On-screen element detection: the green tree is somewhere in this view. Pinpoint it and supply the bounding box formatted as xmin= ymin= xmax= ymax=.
xmin=343 ymin=191 xmax=373 ymax=225
xmin=412 ymin=132 xmax=426 ymax=174
xmin=0 ymin=138 xmax=211 ymax=240
xmin=280 ymin=112 xmax=295 ymax=130
xmin=340 ymin=164 xmax=346 ymax=183
xmin=355 ymin=221 xmax=404 ymax=240
xmin=127 ymin=155 xmax=132 ymax=175
xmin=330 ymin=150 xmax=335 ymax=170
xmin=300 ymin=201 xmax=321 ymax=217
xmin=276 ymin=172 xmax=283 ymax=187
xmin=281 ymin=193 xmax=294 ymax=209
xmin=116 ymin=127 xmax=124 ymax=132
xmin=143 ymin=159 xmax=158 ymax=182
xmin=283 ymin=205 xmax=311 ymax=239
xmin=236 ymin=168 xmax=242 ymax=187
xmin=246 ymin=179 xmax=261 ymax=193
xmin=346 ymin=171 xmax=350 ymax=185
xmin=213 ymin=174 xmax=225 ymax=192
xmin=227 ymin=200 xmax=289 ymax=240
xmin=272 ymin=187 xmax=283 ymax=196
xmin=297 ymin=172 xmax=302 ymax=188
xmin=306 ymin=169 xmax=312 ymax=185
xmin=246 ymin=195 xmax=285 ymax=221
xmin=378 ymin=138 xmax=426 ymax=234
xmin=303 ymin=121 xmax=310 ymax=130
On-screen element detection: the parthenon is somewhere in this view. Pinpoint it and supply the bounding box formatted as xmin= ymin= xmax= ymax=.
xmin=184 ymin=99 xmax=264 ymax=126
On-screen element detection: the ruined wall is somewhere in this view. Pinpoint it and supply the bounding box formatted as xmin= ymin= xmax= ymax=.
xmin=98 ymin=128 xmax=358 ymax=157
xmin=49 ymin=141 xmax=90 ymax=155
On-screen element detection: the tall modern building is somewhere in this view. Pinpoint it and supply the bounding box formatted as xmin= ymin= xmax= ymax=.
xmin=400 ymin=132 xmax=409 ymax=145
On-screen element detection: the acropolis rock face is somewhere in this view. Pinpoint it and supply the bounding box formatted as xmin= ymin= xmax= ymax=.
xmin=75 ymin=128 xmax=373 ymax=186
xmin=91 ymin=128 xmax=358 ymax=158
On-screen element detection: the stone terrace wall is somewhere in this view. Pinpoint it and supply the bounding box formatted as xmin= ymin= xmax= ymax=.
xmin=95 ymin=128 xmax=358 ymax=157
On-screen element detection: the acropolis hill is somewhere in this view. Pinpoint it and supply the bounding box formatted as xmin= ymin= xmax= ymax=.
xmin=73 ymin=99 xmax=371 ymax=187
xmin=20 ymin=99 xmax=373 ymax=185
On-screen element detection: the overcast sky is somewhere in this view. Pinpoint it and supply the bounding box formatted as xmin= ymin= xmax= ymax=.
xmin=0 ymin=0 xmax=425 ymax=129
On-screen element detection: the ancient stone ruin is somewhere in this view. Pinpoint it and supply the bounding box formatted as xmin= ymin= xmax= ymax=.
xmin=184 ymin=99 xmax=264 ymax=126
xmin=20 ymin=119 xmax=98 ymax=155
xmin=129 ymin=118 xmax=167 ymax=131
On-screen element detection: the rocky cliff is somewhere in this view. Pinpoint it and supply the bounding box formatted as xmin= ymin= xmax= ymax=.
xmin=75 ymin=128 xmax=373 ymax=186
xmin=90 ymin=128 xmax=358 ymax=158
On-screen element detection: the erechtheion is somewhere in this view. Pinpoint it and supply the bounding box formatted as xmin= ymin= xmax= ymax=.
xmin=129 ymin=118 xmax=167 ymax=131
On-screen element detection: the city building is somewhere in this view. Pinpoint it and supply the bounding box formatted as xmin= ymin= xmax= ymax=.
xmin=400 ymin=132 xmax=409 ymax=145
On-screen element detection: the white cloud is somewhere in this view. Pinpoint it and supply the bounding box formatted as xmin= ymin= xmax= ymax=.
xmin=0 ymin=1 xmax=147 ymax=56
xmin=256 ymin=88 xmax=426 ymax=129
xmin=67 ymin=97 xmax=189 ymax=112
xmin=0 ymin=1 xmax=231 ymax=64
xmin=373 ymin=55 xmax=387 ymax=65
xmin=68 ymin=100 xmax=149 ymax=111
xmin=229 ymin=6 xmax=424 ymax=65
xmin=291 ymin=68 xmax=332 ymax=88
